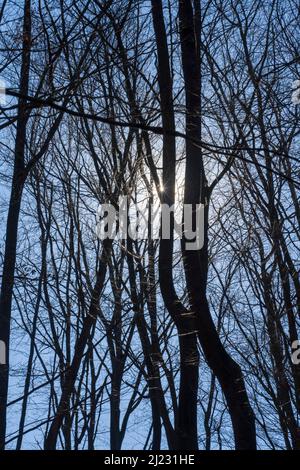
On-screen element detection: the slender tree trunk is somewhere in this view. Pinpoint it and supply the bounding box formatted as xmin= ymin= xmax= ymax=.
xmin=0 ymin=0 xmax=31 ymax=450
xmin=151 ymin=0 xmax=199 ymax=450
xmin=44 ymin=240 xmax=111 ymax=450
xmin=127 ymin=237 xmax=175 ymax=450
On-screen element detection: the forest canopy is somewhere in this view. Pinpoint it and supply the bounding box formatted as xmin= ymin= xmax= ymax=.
xmin=0 ymin=0 xmax=299 ymax=451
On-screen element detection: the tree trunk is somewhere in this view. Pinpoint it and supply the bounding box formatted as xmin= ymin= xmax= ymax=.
xmin=44 ymin=240 xmax=111 ymax=450
xmin=0 ymin=0 xmax=31 ymax=450
xmin=178 ymin=0 xmax=256 ymax=450
xmin=151 ymin=0 xmax=199 ymax=450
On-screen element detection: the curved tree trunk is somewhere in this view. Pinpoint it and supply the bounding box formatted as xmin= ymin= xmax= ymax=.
xmin=178 ymin=0 xmax=256 ymax=450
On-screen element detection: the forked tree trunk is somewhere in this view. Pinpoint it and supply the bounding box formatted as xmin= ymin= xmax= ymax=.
xmin=151 ymin=0 xmax=199 ymax=450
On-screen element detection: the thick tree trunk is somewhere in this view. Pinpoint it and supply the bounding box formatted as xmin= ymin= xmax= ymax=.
xmin=110 ymin=365 xmax=123 ymax=450
xmin=178 ymin=0 xmax=256 ymax=450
